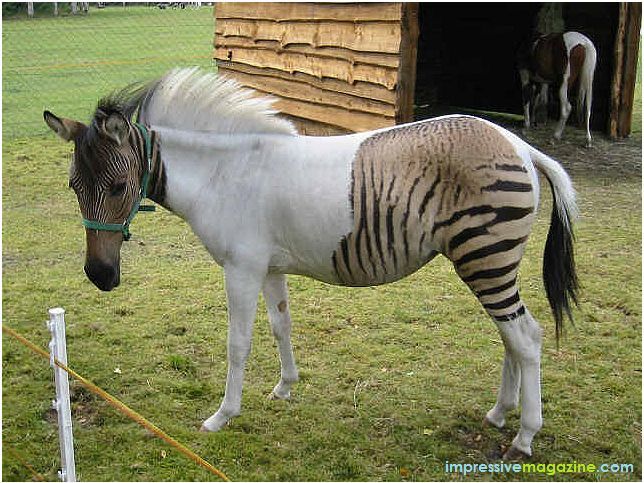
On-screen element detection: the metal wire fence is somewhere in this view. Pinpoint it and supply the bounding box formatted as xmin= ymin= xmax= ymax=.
xmin=3 ymin=3 xmax=216 ymax=140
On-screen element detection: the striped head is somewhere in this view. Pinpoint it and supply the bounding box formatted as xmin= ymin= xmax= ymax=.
xmin=44 ymin=107 xmax=151 ymax=291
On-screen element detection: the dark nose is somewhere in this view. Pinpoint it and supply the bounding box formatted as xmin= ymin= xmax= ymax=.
xmin=84 ymin=259 xmax=120 ymax=292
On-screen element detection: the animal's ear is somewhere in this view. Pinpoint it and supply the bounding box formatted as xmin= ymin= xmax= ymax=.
xmin=102 ymin=113 xmax=130 ymax=146
xmin=43 ymin=110 xmax=86 ymax=142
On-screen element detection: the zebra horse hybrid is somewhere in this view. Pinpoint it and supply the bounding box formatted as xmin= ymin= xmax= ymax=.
xmin=518 ymin=31 xmax=597 ymax=147
xmin=44 ymin=68 xmax=578 ymax=459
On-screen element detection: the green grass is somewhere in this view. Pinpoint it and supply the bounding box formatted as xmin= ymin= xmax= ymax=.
xmin=2 ymin=136 xmax=641 ymax=482
xmin=2 ymin=5 xmax=215 ymax=139
xmin=3 ymin=5 xmax=642 ymax=482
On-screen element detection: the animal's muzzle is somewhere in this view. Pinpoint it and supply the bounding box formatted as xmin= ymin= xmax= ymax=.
xmin=84 ymin=259 xmax=120 ymax=292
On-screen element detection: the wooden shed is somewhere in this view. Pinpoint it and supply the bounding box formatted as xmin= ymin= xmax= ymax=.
xmin=213 ymin=2 xmax=641 ymax=138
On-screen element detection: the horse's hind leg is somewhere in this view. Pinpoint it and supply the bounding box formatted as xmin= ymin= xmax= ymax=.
xmin=452 ymin=248 xmax=542 ymax=457
xmin=583 ymin=75 xmax=593 ymax=148
xmin=554 ymin=70 xmax=572 ymax=140
xmin=484 ymin=347 xmax=520 ymax=429
xmin=493 ymin=308 xmax=543 ymax=458
xmin=466 ymin=276 xmax=543 ymax=458
xmin=263 ymin=273 xmax=299 ymax=399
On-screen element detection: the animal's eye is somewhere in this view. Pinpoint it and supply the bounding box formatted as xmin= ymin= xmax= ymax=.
xmin=110 ymin=180 xmax=127 ymax=197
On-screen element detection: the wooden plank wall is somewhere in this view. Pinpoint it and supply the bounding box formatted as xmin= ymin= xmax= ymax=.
xmin=214 ymin=2 xmax=414 ymax=134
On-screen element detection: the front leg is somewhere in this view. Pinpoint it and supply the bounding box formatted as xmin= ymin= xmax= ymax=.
xmin=263 ymin=273 xmax=299 ymax=399
xmin=201 ymin=264 xmax=265 ymax=432
xmin=519 ymin=69 xmax=533 ymax=129
xmin=534 ymin=83 xmax=549 ymax=126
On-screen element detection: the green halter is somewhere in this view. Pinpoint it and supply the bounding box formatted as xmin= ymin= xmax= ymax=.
xmin=81 ymin=122 xmax=156 ymax=241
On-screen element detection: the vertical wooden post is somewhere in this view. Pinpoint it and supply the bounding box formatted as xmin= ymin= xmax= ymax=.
xmin=395 ymin=2 xmax=419 ymax=124
xmin=608 ymin=2 xmax=642 ymax=139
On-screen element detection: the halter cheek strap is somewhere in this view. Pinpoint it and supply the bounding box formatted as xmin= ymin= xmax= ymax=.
xmin=81 ymin=122 xmax=156 ymax=241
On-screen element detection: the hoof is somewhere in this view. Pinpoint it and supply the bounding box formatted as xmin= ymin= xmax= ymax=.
xmin=268 ymin=390 xmax=290 ymax=401
xmin=200 ymin=421 xmax=224 ymax=432
xmin=483 ymin=416 xmax=502 ymax=429
xmin=483 ymin=412 xmax=505 ymax=429
xmin=269 ymin=381 xmax=293 ymax=400
xmin=503 ymin=445 xmax=530 ymax=461
xmin=200 ymin=412 xmax=233 ymax=432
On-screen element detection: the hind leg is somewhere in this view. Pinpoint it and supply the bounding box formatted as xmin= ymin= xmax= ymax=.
xmin=554 ymin=72 xmax=572 ymax=140
xmin=494 ymin=308 xmax=543 ymax=458
xmin=484 ymin=348 xmax=520 ymax=428
xmin=263 ymin=274 xmax=298 ymax=400
xmin=454 ymin=265 xmax=542 ymax=457
xmin=584 ymin=82 xmax=593 ymax=148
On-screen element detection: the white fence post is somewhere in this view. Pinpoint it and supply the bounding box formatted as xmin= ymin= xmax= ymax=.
xmin=47 ymin=308 xmax=77 ymax=482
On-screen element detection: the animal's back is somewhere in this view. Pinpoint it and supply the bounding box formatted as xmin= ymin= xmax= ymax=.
xmin=331 ymin=116 xmax=537 ymax=314
xmin=530 ymin=33 xmax=567 ymax=83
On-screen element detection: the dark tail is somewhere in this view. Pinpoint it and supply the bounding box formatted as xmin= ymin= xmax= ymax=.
xmin=529 ymin=147 xmax=580 ymax=345
xmin=543 ymin=181 xmax=579 ymax=344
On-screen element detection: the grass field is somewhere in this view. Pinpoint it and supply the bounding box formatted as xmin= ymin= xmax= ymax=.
xmin=2 ymin=4 xmax=214 ymax=139
xmin=2 ymin=5 xmax=642 ymax=482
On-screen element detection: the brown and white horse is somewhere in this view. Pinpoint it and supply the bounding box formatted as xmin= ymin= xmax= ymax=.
xmin=518 ymin=31 xmax=597 ymax=147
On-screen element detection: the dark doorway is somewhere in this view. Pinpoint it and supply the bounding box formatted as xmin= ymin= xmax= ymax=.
xmin=414 ymin=3 xmax=619 ymax=131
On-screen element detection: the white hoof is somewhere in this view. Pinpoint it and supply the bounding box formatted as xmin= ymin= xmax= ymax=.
xmin=200 ymin=412 xmax=233 ymax=432
xmin=269 ymin=382 xmax=291 ymax=400
xmin=483 ymin=410 xmax=506 ymax=429
xmin=505 ymin=433 xmax=534 ymax=459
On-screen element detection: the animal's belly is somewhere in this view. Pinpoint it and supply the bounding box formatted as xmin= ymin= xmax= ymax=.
xmin=269 ymin=234 xmax=439 ymax=287
xmin=270 ymin=250 xmax=439 ymax=287
xmin=331 ymin=249 xmax=439 ymax=287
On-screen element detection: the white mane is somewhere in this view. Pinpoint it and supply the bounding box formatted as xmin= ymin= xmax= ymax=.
xmin=140 ymin=67 xmax=297 ymax=136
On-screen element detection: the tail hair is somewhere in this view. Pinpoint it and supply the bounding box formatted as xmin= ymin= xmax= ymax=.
xmin=530 ymin=148 xmax=580 ymax=345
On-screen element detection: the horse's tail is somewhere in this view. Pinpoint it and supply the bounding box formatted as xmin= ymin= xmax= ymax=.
xmin=529 ymin=146 xmax=580 ymax=343
xmin=576 ymin=38 xmax=597 ymax=130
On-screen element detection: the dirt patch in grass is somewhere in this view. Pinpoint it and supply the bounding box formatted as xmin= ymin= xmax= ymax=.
xmin=518 ymin=124 xmax=641 ymax=177
xmin=461 ymin=112 xmax=641 ymax=178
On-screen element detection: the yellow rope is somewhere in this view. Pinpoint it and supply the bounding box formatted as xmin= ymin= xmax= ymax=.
xmin=2 ymin=324 xmax=230 ymax=482
xmin=4 ymin=441 xmax=47 ymax=481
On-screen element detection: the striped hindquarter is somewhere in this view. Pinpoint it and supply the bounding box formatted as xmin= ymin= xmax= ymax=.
xmin=331 ymin=116 xmax=536 ymax=322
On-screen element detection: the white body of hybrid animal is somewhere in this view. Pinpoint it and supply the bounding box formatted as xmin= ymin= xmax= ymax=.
xmin=44 ymin=68 xmax=578 ymax=459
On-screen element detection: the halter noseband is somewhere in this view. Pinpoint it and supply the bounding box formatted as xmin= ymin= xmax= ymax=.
xmin=81 ymin=122 xmax=156 ymax=241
